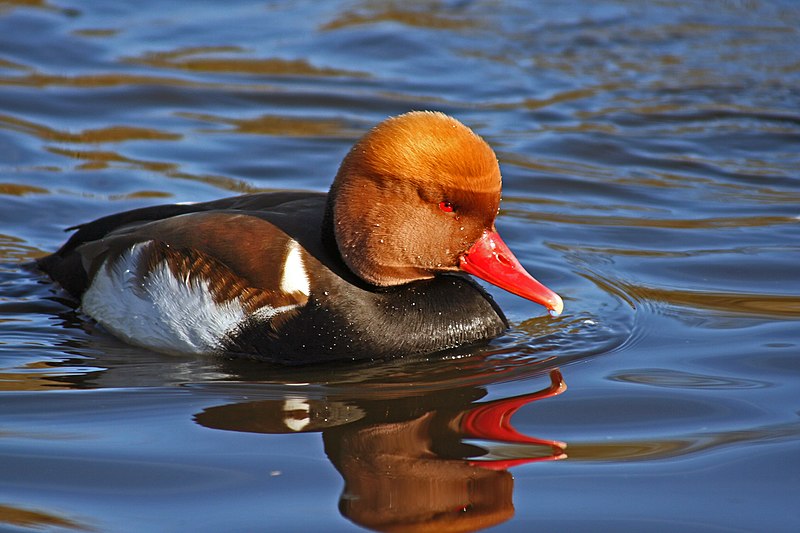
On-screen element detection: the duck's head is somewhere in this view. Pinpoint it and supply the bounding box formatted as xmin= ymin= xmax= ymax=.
xmin=328 ymin=111 xmax=563 ymax=316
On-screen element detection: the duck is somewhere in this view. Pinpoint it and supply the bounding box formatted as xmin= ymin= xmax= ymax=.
xmin=37 ymin=111 xmax=563 ymax=363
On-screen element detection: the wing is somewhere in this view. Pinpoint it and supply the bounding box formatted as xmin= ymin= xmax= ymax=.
xmin=37 ymin=191 xmax=327 ymax=296
xmin=64 ymin=210 xmax=317 ymax=355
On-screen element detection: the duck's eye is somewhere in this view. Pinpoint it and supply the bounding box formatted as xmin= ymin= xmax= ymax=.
xmin=438 ymin=201 xmax=454 ymax=213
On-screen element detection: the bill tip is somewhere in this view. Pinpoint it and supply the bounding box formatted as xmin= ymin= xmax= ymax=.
xmin=548 ymin=294 xmax=564 ymax=317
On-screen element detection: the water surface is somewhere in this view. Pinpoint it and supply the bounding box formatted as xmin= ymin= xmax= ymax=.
xmin=1 ymin=1 xmax=799 ymax=531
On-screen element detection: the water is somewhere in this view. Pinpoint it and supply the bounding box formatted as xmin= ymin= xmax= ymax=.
xmin=1 ymin=0 xmax=799 ymax=531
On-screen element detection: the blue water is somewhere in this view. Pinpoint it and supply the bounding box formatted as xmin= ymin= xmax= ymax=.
xmin=1 ymin=1 xmax=799 ymax=531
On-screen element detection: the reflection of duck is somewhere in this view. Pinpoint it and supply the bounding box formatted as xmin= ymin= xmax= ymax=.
xmin=37 ymin=112 xmax=562 ymax=362
xmin=196 ymin=370 xmax=566 ymax=532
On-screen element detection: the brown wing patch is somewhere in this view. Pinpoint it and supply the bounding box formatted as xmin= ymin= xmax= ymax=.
xmin=74 ymin=211 xmax=305 ymax=291
xmin=135 ymin=240 xmax=307 ymax=314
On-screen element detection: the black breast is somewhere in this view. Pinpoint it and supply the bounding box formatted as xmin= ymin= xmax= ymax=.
xmin=222 ymin=274 xmax=508 ymax=364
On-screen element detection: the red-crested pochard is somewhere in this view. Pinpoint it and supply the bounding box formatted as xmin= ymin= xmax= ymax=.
xmin=38 ymin=111 xmax=563 ymax=363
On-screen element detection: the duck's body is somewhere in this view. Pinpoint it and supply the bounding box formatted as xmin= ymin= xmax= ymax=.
xmin=40 ymin=192 xmax=506 ymax=362
xmin=38 ymin=112 xmax=562 ymax=363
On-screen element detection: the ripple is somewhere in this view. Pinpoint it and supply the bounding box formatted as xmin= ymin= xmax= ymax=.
xmin=320 ymin=3 xmax=480 ymax=32
xmin=608 ymin=368 xmax=770 ymax=390
xmin=0 ymin=234 xmax=46 ymax=262
xmin=126 ymin=46 xmax=369 ymax=79
xmin=43 ymin=146 xmax=259 ymax=193
xmin=0 ymin=0 xmax=75 ymax=16
xmin=176 ymin=112 xmax=356 ymax=138
xmin=0 ymin=503 xmax=90 ymax=532
xmin=566 ymin=418 xmax=800 ymax=462
xmin=576 ymin=259 xmax=800 ymax=319
xmin=0 ymin=113 xmax=181 ymax=144
xmin=508 ymin=210 xmax=798 ymax=230
xmin=618 ymin=280 xmax=800 ymax=320
xmin=0 ymin=183 xmax=48 ymax=196
xmin=71 ymin=28 xmax=120 ymax=38
xmin=0 ymin=71 xmax=216 ymax=89
xmin=198 ymin=305 xmax=635 ymax=397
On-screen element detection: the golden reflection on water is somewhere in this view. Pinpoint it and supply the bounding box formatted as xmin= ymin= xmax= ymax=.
xmin=0 ymin=503 xmax=90 ymax=532
xmin=0 ymin=71 xmax=213 ymax=89
xmin=589 ymin=275 xmax=800 ymax=320
xmin=0 ymin=183 xmax=48 ymax=196
xmin=320 ymin=1 xmax=479 ymax=31
xmin=42 ymin=146 xmax=258 ymax=193
xmin=513 ymin=85 xmax=624 ymax=111
xmin=46 ymin=146 xmax=174 ymax=172
xmin=0 ymin=360 xmax=77 ymax=391
xmin=70 ymin=28 xmax=119 ymax=38
xmin=567 ymin=419 xmax=800 ymax=462
xmin=0 ymin=114 xmax=182 ymax=144
xmin=177 ymin=112 xmax=354 ymax=138
xmin=506 ymin=208 xmax=797 ymax=230
xmin=632 ymin=284 xmax=800 ymax=319
xmin=0 ymin=0 xmax=62 ymax=15
xmin=128 ymin=46 xmax=368 ymax=78
xmin=0 ymin=234 xmax=45 ymax=262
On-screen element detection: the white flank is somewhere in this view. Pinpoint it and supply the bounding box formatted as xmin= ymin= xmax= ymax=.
xmin=81 ymin=242 xmax=289 ymax=355
xmin=280 ymin=239 xmax=310 ymax=296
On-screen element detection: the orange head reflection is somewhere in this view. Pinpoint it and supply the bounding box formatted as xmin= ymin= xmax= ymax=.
xmin=195 ymin=369 xmax=567 ymax=532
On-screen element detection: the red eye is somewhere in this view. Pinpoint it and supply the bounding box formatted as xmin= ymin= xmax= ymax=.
xmin=438 ymin=201 xmax=454 ymax=213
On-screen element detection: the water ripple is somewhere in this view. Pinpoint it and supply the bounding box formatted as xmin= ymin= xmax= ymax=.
xmin=608 ymin=368 xmax=771 ymax=390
